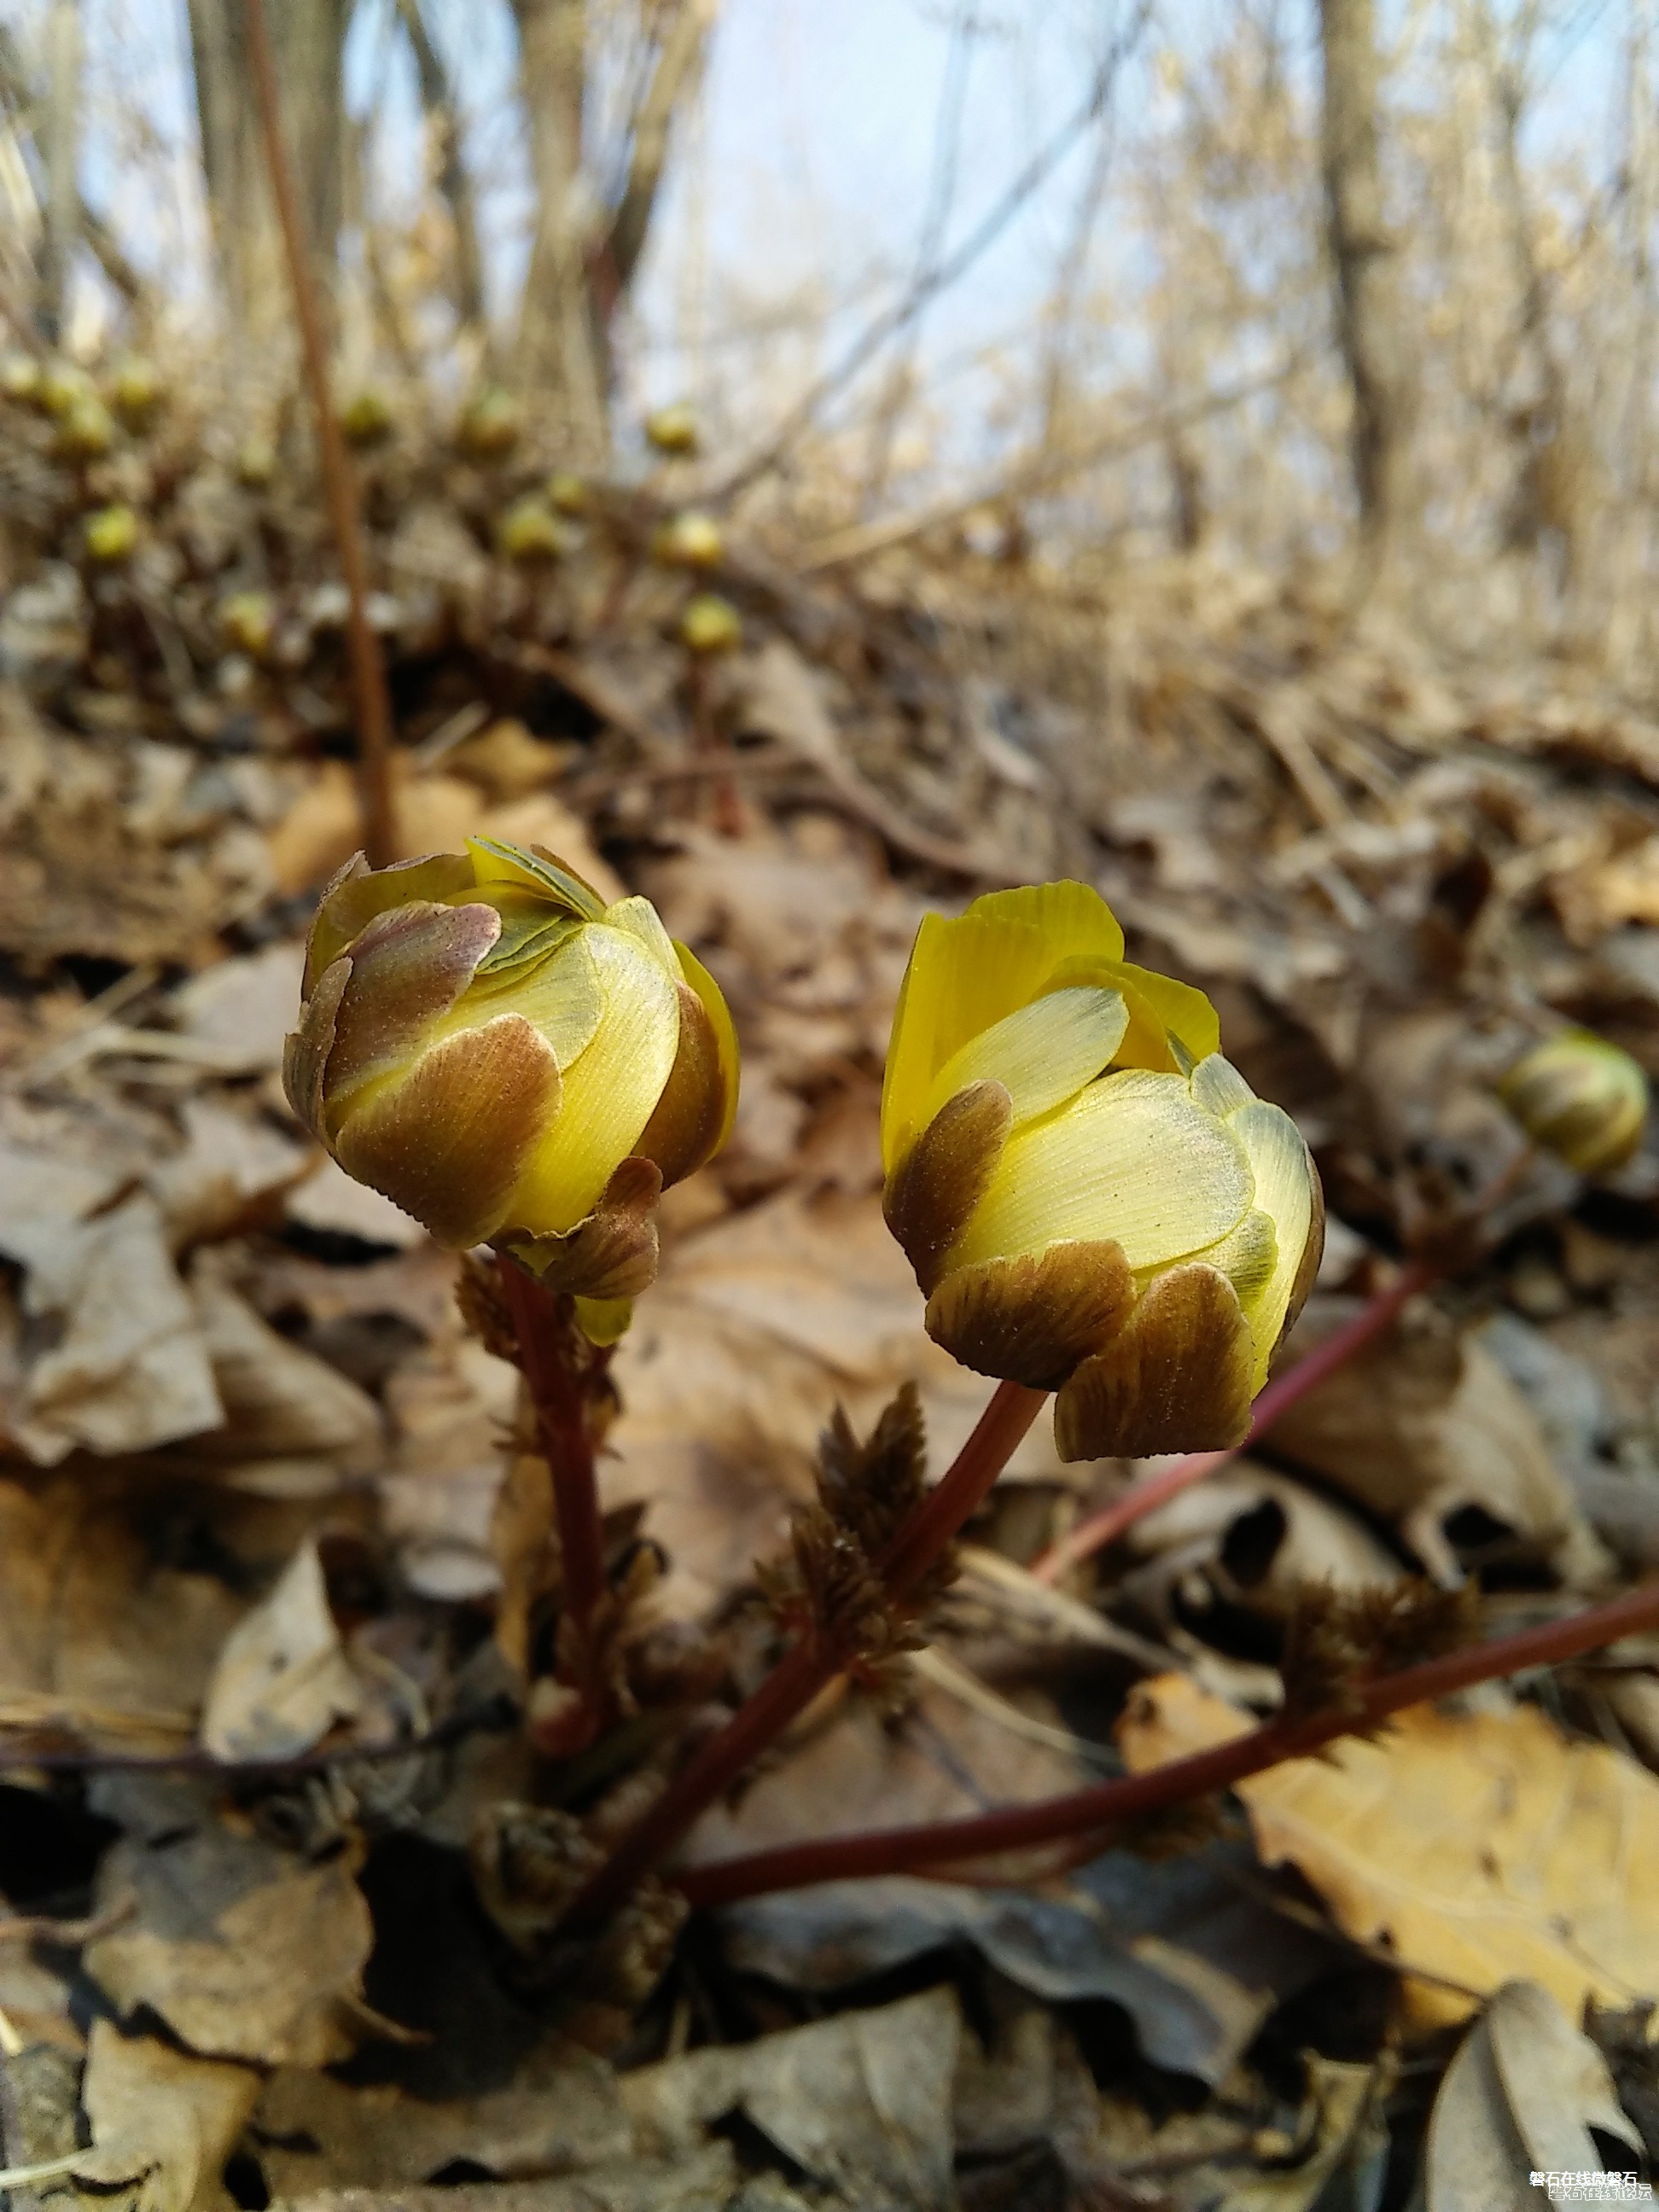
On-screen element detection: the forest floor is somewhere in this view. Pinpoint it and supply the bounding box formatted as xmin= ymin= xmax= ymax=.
xmin=4 ymin=396 xmax=1659 ymax=2209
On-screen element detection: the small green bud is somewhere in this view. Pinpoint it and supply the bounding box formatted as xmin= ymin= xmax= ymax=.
xmin=457 ymin=385 xmax=522 ymax=460
xmin=644 ymin=402 xmax=698 ymax=456
xmin=497 ymin=496 xmax=573 ymax=563
xmin=547 ymin=471 xmax=589 ymax=516
xmin=220 ymin=590 xmax=276 ymax=658
xmin=236 ymin=435 xmax=278 ymax=489
xmin=108 ymin=355 xmax=161 ymax=427
xmin=679 ymin=593 xmax=742 ymax=655
xmin=0 ymin=352 xmax=41 ymax=405
xmin=1497 ymin=1028 xmax=1649 ymax=1174
xmin=85 ymin=504 xmax=139 ymax=562
xmin=652 ymin=510 xmax=724 ymax=570
xmin=340 ymin=387 xmax=394 ymax=447
xmin=39 ymin=362 xmax=95 ymax=419
xmin=54 ymin=394 xmax=115 ymax=460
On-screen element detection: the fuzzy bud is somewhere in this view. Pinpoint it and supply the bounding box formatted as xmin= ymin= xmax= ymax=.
xmin=457 ymin=385 xmax=522 ymax=460
xmin=1497 ymin=1028 xmax=1649 ymax=1175
xmin=497 ymin=497 xmax=573 ymax=563
xmin=644 ymin=403 xmax=698 ymax=456
xmin=55 ymin=394 xmax=115 ymax=460
xmin=882 ymin=882 xmax=1324 ymax=1460
xmin=219 ymin=590 xmax=276 ymax=659
xmin=283 ymin=838 xmax=740 ymax=1304
xmin=236 ymin=435 xmax=277 ymax=489
xmin=547 ymin=471 xmax=589 ymax=516
xmin=84 ymin=504 xmax=139 ymax=562
xmin=651 ymin=510 xmax=724 ymax=570
xmin=340 ymin=387 xmax=394 ymax=448
xmin=679 ymin=593 xmax=742 ymax=655
xmin=108 ymin=356 xmax=161 ymax=428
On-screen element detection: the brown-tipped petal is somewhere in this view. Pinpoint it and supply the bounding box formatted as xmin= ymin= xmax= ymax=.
xmin=884 ymin=1080 xmax=1013 ymax=1296
xmin=634 ymin=981 xmax=727 ymax=1189
xmin=334 ymin=1014 xmax=561 ymax=1249
xmin=282 ymin=956 xmax=352 ymax=1139
xmin=302 ymin=853 xmax=369 ymax=995
xmin=306 ymin=851 xmax=479 ymax=989
xmin=503 ymin=1156 xmax=663 ymax=1301
xmin=324 ymin=901 xmax=501 ymax=1120
xmin=1053 ymin=1263 xmax=1254 ymax=1462
xmin=923 ymin=1239 xmax=1136 ymax=1391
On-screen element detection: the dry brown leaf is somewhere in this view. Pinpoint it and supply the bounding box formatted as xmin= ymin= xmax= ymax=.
xmin=86 ymin=1823 xmax=376 ymax=2065
xmin=199 ymin=1539 xmax=363 ymax=1762
xmin=73 ymin=2017 xmax=259 ymax=2212
xmin=1120 ymin=1670 xmax=1659 ymax=2026
xmin=186 ymin=1254 xmax=383 ymax=1480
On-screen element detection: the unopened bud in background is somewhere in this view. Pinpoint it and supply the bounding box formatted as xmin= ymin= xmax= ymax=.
xmin=1 ymin=353 xmax=41 ymax=405
xmin=236 ymin=434 xmax=277 ymax=490
xmin=644 ymin=402 xmax=699 ymax=456
xmin=340 ymin=387 xmax=395 ymax=449
xmin=108 ymin=356 xmax=161 ymax=428
xmin=1497 ymin=1028 xmax=1649 ymax=1175
xmin=84 ymin=504 xmax=139 ymax=562
xmin=55 ymin=395 xmax=115 ymax=461
xmin=219 ymin=590 xmax=276 ymax=659
xmin=497 ymin=497 xmax=573 ymax=563
xmin=882 ymin=882 xmax=1324 ymax=1460
xmin=457 ymin=385 xmax=522 ymax=461
xmin=679 ymin=593 xmax=742 ymax=655
xmin=283 ymin=839 xmax=739 ymax=1313
xmin=651 ymin=511 xmax=725 ymax=570
xmin=547 ymin=472 xmax=589 ymax=516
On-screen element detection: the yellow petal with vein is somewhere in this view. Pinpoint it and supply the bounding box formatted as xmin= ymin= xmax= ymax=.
xmin=1226 ymin=1097 xmax=1319 ymax=1381
xmin=602 ymin=894 xmax=684 ymax=980
xmin=506 ymin=926 xmax=680 ymax=1235
xmin=1108 ymin=961 xmax=1220 ymax=1065
xmin=949 ymin=1068 xmax=1252 ymax=1275
xmin=882 ymin=882 xmax=1126 ymax=1173
xmin=922 ymin=987 xmax=1127 ymax=1135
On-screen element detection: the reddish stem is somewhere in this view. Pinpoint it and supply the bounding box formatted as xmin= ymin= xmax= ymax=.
xmin=566 ymin=1378 xmax=1046 ymax=1930
xmin=1032 ymin=1258 xmax=1437 ymax=1585
xmin=499 ymin=1263 xmax=608 ymax=1750
xmin=245 ymin=0 xmax=398 ymax=870
xmin=678 ymin=1577 xmax=1659 ymax=1908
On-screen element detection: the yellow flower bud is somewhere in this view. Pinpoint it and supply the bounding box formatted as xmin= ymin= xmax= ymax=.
xmin=39 ymin=362 xmax=94 ymax=418
xmin=644 ymin=402 xmax=698 ymax=456
xmin=1496 ymin=1028 xmax=1649 ymax=1175
xmin=497 ymin=496 xmax=573 ymax=563
xmin=219 ymin=590 xmax=276 ymax=658
xmin=457 ymin=385 xmax=522 ymax=460
xmin=236 ymin=435 xmax=277 ymax=489
xmin=651 ymin=510 xmax=724 ymax=570
xmin=84 ymin=504 xmax=139 ymax=562
xmin=55 ymin=394 xmax=115 ymax=460
xmin=282 ymin=839 xmax=740 ymax=1301
xmin=882 ymin=882 xmax=1324 ymax=1460
xmin=679 ymin=593 xmax=742 ymax=655
xmin=0 ymin=352 xmax=41 ymax=405
xmin=340 ymin=387 xmax=394 ymax=448
xmin=547 ymin=471 xmax=589 ymax=516
xmin=108 ymin=355 xmax=161 ymax=428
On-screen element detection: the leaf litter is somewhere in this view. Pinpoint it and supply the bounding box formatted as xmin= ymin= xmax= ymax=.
xmin=7 ymin=409 xmax=1659 ymax=2208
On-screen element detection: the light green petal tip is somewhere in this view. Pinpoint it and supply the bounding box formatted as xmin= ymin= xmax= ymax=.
xmin=465 ymin=835 xmax=607 ymax=919
xmin=1225 ymin=1097 xmax=1318 ymax=1379
xmin=603 ymin=894 xmax=684 ymax=980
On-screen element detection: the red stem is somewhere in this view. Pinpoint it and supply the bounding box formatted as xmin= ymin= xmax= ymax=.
xmin=499 ymin=1263 xmax=608 ymax=1747
xmin=1031 ymin=1258 xmax=1437 ymax=1584
xmin=566 ymin=1379 xmax=1046 ymax=1929
xmin=245 ymin=0 xmax=398 ymax=870
xmin=678 ymin=1577 xmax=1659 ymax=1908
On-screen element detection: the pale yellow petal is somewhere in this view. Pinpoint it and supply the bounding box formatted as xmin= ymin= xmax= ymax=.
xmin=1193 ymin=1206 xmax=1278 ymax=1309
xmin=505 ymin=927 xmax=680 ymax=1235
xmin=922 ymin=987 xmax=1128 ymax=1134
xmin=883 ymin=887 xmax=1126 ymax=1173
xmin=602 ymin=894 xmax=683 ymax=980
xmin=1225 ymin=1097 xmax=1319 ymax=1381
xmin=1190 ymin=1053 xmax=1254 ymax=1116
xmin=1107 ymin=961 xmax=1221 ymax=1065
xmin=450 ymin=928 xmax=605 ymax=1069
xmin=949 ymin=1068 xmax=1253 ymax=1275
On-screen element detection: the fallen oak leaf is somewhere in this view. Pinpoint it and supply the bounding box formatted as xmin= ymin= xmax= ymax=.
xmin=1120 ymin=1670 xmax=1659 ymax=2026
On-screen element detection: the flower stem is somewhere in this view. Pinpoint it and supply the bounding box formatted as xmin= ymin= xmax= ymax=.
xmin=1031 ymin=1258 xmax=1438 ymax=1585
xmin=498 ymin=1262 xmax=609 ymax=1751
xmin=565 ymin=1378 xmax=1046 ymax=1930
xmin=678 ymin=1577 xmax=1659 ymax=1908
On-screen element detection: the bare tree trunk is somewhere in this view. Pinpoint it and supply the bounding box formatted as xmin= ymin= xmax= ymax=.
xmin=186 ymin=0 xmax=348 ymax=357
xmin=511 ymin=0 xmax=608 ymax=458
xmin=396 ymin=0 xmax=488 ymax=347
xmin=38 ymin=0 xmax=79 ymax=345
xmin=1317 ymin=0 xmax=1417 ymax=585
